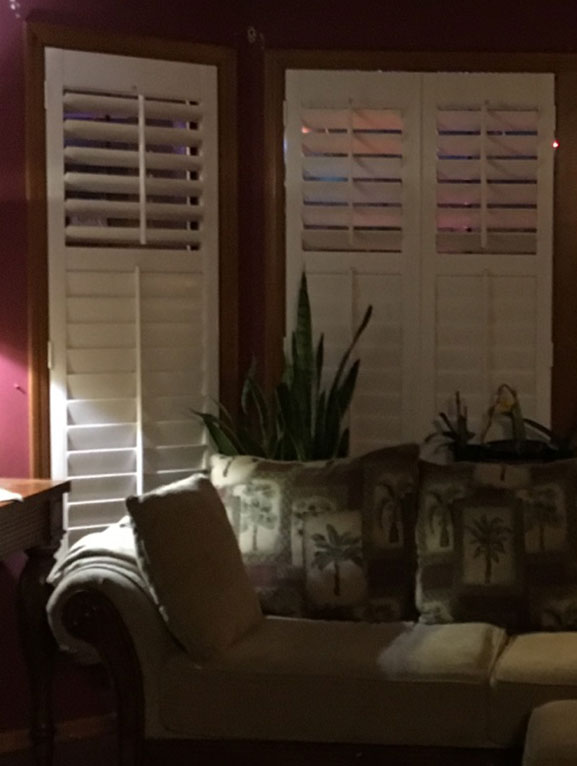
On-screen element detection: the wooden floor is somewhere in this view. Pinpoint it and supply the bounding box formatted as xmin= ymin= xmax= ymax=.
xmin=0 ymin=737 xmax=525 ymax=766
xmin=0 ymin=735 xmax=116 ymax=766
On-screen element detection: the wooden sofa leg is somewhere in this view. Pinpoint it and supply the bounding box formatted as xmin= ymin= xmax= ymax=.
xmin=61 ymin=589 xmax=145 ymax=766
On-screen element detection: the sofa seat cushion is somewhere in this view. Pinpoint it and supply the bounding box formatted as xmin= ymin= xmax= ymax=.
xmin=523 ymin=700 xmax=577 ymax=766
xmin=490 ymin=632 xmax=577 ymax=747
xmin=159 ymin=617 xmax=506 ymax=747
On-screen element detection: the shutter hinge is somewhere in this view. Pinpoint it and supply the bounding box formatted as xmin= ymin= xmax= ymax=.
xmin=47 ymin=340 xmax=53 ymax=370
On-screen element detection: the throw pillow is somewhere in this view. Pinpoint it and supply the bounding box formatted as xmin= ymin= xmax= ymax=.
xmin=210 ymin=444 xmax=420 ymax=621
xmin=416 ymin=459 xmax=577 ymax=631
xmin=126 ymin=474 xmax=263 ymax=661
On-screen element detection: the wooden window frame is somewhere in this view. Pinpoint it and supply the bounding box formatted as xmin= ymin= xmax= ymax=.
xmin=264 ymin=50 xmax=577 ymax=434
xmin=26 ymin=22 xmax=238 ymax=477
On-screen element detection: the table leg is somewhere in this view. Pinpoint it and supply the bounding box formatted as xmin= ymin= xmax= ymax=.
xmin=17 ymin=544 xmax=59 ymax=766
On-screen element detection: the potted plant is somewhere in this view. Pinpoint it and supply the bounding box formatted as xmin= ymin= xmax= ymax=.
xmin=193 ymin=273 xmax=372 ymax=460
xmin=427 ymin=384 xmax=575 ymax=463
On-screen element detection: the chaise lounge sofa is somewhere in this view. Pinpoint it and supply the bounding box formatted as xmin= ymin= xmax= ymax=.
xmin=46 ymin=447 xmax=577 ymax=765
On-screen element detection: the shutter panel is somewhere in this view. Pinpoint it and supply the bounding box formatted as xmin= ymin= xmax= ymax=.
xmin=45 ymin=49 xmax=219 ymax=539
xmin=419 ymin=73 xmax=555 ymax=437
xmin=285 ymin=71 xmax=422 ymax=452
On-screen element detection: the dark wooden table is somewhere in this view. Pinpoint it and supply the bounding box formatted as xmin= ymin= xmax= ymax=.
xmin=0 ymin=478 xmax=69 ymax=766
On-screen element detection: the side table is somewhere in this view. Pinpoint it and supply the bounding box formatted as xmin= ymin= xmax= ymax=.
xmin=0 ymin=478 xmax=69 ymax=766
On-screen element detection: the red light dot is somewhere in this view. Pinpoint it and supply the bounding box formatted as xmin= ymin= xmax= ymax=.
xmin=553 ymin=140 xmax=559 ymax=149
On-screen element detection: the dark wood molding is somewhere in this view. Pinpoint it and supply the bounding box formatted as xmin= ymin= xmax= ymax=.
xmin=215 ymin=45 xmax=239 ymax=414
xmin=263 ymin=48 xmax=577 ymax=429
xmin=552 ymin=71 xmax=577 ymax=435
xmin=25 ymin=22 xmax=238 ymax=476
xmin=262 ymin=53 xmax=287 ymax=391
xmin=26 ymin=24 xmax=50 ymax=478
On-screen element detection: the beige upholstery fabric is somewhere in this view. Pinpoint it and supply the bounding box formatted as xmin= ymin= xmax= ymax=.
xmin=490 ymin=632 xmax=577 ymax=746
xmin=160 ymin=617 xmax=506 ymax=747
xmin=523 ymin=700 xmax=577 ymax=765
xmin=126 ymin=475 xmax=263 ymax=661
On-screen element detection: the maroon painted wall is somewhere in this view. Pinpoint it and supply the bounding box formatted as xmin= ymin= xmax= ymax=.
xmin=253 ymin=0 xmax=577 ymax=52
xmin=3 ymin=0 xmax=577 ymax=738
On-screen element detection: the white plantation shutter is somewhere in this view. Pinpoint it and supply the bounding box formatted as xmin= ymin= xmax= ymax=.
xmin=45 ymin=49 xmax=219 ymax=541
xmin=285 ymin=70 xmax=555 ymax=447
xmin=285 ymin=71 xmax=422 ymax=452
xmin=419 ymin=73 xmax=554 ymax=437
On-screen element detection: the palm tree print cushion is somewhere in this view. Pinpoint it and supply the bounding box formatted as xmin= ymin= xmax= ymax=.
xmin=416 ymin=459 xmax=577 ymax=631
xmin=210 ymin=454 xmax=305 ymax=616
xmin=210 ymin=444 xmax=420 ymax=621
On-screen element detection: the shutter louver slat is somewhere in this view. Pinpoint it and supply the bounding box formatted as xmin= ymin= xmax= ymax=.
xmin=66 ymin=226 xmax=201 ymax=246
xmin=63 ymin=92 xmax=202 ymax=121
xmin=64 ymin=119 xmax=202 ymax=148
xmin=64 ymin=146 xmax=201 ymax=171
xmin=65 ymin=200 xmax=202 ymax=221
xmin=301 ymin=229 xmax=403 ymax=252
xmin=65 ymin=173 xmax=202 ymax=196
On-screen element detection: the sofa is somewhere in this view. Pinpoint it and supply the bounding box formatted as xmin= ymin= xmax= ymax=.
xmin=46 ymin=447 xmax=577 ymax=765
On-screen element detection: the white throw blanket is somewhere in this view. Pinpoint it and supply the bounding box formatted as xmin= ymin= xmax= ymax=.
xmin=48 ymin=515 xmax=142 ymax=588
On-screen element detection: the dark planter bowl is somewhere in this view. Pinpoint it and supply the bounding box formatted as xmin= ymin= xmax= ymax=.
xmin=452 ymin=440 xmax=573 ymax=464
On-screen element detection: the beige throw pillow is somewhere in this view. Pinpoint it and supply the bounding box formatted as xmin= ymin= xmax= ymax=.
xmin=126 ymin=475 xmax=263 ymax=661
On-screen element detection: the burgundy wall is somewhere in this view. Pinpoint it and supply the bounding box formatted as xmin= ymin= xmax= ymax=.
xmin=3 ymin=0 xmax=577 ymax=737
xmin=253 ymin=0 xmax=577 ymax=52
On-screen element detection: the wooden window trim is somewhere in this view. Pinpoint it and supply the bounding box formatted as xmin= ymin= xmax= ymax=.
xmin=264 ymin=49 xmax=577 ymax=434
xmin=26 ymin=22 xmax=238 ymax=477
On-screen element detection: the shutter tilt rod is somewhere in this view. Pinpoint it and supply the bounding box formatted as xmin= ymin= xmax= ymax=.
xmin=138 ymin=94 xmax=147 ymax=246
xmin=480 ymin=101 xmax=488 ymax=251
xmin=347 ymin=100 xmax=354 ymax=249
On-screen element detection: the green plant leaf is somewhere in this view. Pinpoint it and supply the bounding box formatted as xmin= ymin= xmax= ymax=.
xmin=190 ymin=410 xmax=243 ymax=455
xmin=241 ymin=363 xmax=275 ymax=452
xmin=289 ymin=273 xmax=315 ymax=441
xmin=324 ymin=305 xmax=372 ymax=454
xmin=337 ymin=359 xmax=360 ymax=415
xmin=313 ymin=390 xmax=327 ymax=459
xmin=330 ymin=304 xmax=372 ymax=398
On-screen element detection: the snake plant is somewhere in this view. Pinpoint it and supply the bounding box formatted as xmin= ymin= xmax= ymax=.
xmin=193 ymin=273 xmax=372 ymax=460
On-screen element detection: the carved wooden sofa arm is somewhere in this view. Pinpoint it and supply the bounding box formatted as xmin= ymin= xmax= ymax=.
xmin=48 ymin=566 xmax=179 ymax=766
xmin=61 ymin=588 xmax=144 ymax=766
